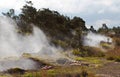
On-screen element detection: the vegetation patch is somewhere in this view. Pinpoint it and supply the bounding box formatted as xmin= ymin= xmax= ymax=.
xmin=75 ymin=57 xmax=103 ymax=64
xmin=20 ymin=66 xmax=96 ymax=77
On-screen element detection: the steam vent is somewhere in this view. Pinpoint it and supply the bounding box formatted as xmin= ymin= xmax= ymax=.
xmin=0 ymin=0 xmax=120 ymax=77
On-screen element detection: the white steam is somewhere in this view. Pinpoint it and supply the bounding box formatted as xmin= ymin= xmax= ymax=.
xmin=83 ymin=32 xmax=112 ymax=47
xmin=0 ymin=16 xmax=68 ymax=71
xmin=0 ymin=16 xmax=61 ymax=58
xmin=0 ymin=58 xmax=39 ymax=71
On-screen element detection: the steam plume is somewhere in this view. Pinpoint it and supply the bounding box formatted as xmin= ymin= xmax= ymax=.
xmin=0 ymin=16 xmax=68 ymax=71
xmin=83 ymin=32 xmax=112 ymax=47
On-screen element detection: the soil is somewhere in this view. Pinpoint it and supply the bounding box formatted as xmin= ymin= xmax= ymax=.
xmin=96 ymin=62 xmax=120 ymax=77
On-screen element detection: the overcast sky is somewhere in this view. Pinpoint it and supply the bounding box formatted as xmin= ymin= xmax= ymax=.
xmin=0 ymin=0 xmax=120 ymax=29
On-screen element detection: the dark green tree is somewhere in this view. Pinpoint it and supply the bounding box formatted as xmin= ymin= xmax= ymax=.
xmin=98 ymin=23 xmax=109 ymax=34
xmin=89 ymin=25 xmax=96 ymax=32
xmin=112 ymin=26 xmax=120 ymax=35
xmin=2 ymin=1 xmax=87 ymax=50
xmin=19 ymin=1 xmax=37 ymax=24
xmin=69 ymin=16 xmax=87 ymax=30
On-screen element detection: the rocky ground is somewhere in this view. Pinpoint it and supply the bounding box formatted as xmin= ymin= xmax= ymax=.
xmin=96 ymin=62 xmax=120 ymax=77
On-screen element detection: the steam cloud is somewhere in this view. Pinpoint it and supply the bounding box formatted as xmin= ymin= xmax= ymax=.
xmin=0 ymin=16 xmax=68 ymax=71
xmin=0 ymin=16 xmax=113 ymax=71
xmin=83 ymin=32 xmax=112 ymax=47
xmin=0 ymin=58 xmax=40 ymax=71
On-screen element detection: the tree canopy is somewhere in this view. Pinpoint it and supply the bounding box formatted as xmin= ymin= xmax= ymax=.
xmin=2 ymin=1 xmax=87 ymax=49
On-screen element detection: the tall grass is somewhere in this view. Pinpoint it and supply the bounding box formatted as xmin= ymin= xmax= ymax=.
xmin=10 ymin=66 xmax=97 ymax=77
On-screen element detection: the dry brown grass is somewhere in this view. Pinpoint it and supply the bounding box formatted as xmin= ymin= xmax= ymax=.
xmin=106 ymin=46 xmax=120 ymax=61
xmin=11 ymin=66 xmax=97 ymax=77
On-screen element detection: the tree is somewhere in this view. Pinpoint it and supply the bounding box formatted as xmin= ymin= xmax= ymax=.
xmin=2 ymin=9 xmax=15 ymax=18
xmin=70 ymin=27 xmax=82 ymax=48
xmin=102 ymin=23 xmax=108 ymax=29
xmin=89 ymin=26 xmax=96 ymax=32
xmin=69 ymin=17 xmax=86 ymax=31
xmin=19 ymin=1 xmax=37 ymax=23
xmin=112 ymin=26 xmax=120 ymax=35
xmin=98 ymin=23 xmax=109 ymax=34
xmin=2 ymin=1 xmax=87 ymax=50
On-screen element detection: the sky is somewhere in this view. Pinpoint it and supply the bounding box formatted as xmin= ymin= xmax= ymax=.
xmin=0 ymin=0 xmax=120 ymax=29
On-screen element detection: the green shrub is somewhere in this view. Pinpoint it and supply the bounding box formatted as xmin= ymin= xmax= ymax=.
xmin=106 ymin=56 xmax=114 ymax=60
xmin=106 ymin=55 xmax=120 ymax=62
xmin=72 ymin=48 xmax=81 ymax=56
xmin=24 ymin=73 xmax=33 ymax=77
xmin=6 ymin=68 xmax=25 ymax=74
xmin=82 ymin=46 xmax=105 ymax=57
xmin=81 ymin=70 xmax=88 ymax=77
xmin=113 ymin=37 xmax=120 ymax=46
xmin=100 ymin=43 xmax=111 ymax=49
xmin=115 ymin=57 xmax=120 ymax=62
xmin=52 ymin=40 xmax=68 ymax=48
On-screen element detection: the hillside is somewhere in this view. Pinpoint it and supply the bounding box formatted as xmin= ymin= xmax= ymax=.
xmin=0 ymin=1 xmax=120 ymax=77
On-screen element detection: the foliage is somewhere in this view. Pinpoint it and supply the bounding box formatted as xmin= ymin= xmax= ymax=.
xmin=81 ymin=46 xmax=105 ymax=57
xmin=106 ymin=56 xmax=114 ymax=60
xmin=89 ymin=26 xmax=96 ymax=32
xmin=112 ymin=26 xmax=120 ymax=35
xmin=2 ymin=1 xmax=120 ymax=59
xmin=2 ymin=1 xmax=87 ymax=50
xmin=106 ymin=56 xmax=120 ymax=62
xmin=115 ymin=58 xmax=120 ymax=62
xmin=52 ymin=40 xmax=69 ymax=49
xmin=98 ymin=23 xmax=109 ymax=34
xmin=113 ymin=37 xmax=120 ymax=46
xmin=100 ymin=42 xmax=113 ymax=49
xmin=72 ymin=48 xmax=82 ymax=56
xmin=106 ymin=46 xmax=120 ymax=62
xmin=72 ymin=46 xmax=105 ymax=57
xmin=75 ymin=57 xmax=102 ymax=64
xmin=20 ymin=66 xmax=96 ymax=77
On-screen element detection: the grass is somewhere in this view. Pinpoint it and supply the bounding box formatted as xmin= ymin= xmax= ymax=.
xmin=100 ymin=43 xmax=112 ymax=49
xmin=113 ymin=37 xmax=120 ymax=46
xmin=19 ymin=66 xmax=97 ymax=77
xmin=106 ymin=46 xmax=120 ymax=62
xmin=75 ymin=57 xmax=103 ymax=64
xmin=0 ymin=76 xmax=8 ymax=77
xmin=0 ymin=65 xmax=99 ymax=77
xmin=0 ymin=74 xmax=12 ymax=77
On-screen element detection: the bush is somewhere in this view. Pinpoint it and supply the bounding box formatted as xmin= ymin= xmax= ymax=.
xmin=100 ymin=43 xmax=112 ymax=49
xmin=106 ymin=55 xmax=120 ymax=62
xmin=72 ymin=48 xmax=81 ymax=56
xmin=24 ymin=73 xmax=33 ymax=77
xmin=106 ymin=56 xmax=114 ymax=60
xmin=108 ymin=57 xmax=120 ymax=62
xmin=81 ymin=70 xmax=88 ymax=77
xmin=106 ymin=46 xmax=120 ymax=62
xmin=5 ymin=68 xmax=25 ymax=74
xmin=115 ymin=57 xmax=120 ymax=62
xmin=113 ymin=37 xmax=120 ymax=46
xmin=52 ymin=40 xmax=68 ymax=49
xmin=81 ymin=46 xmax=105 ymax=57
